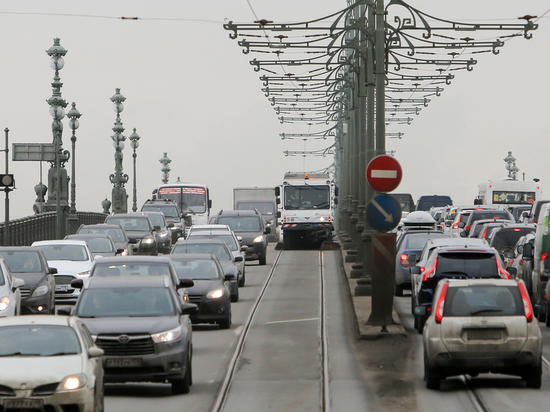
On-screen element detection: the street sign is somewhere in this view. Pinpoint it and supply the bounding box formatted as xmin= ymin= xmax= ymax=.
xmin=366 ymin=194 xmax=402 ymax=232
xmin=366 ymin=155 xmax=402 ymax=193
xmin=12 ymin=143 xmax=56 ymax=162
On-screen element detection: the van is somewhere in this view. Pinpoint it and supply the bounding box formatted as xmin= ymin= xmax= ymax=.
xmin=391 ymin=193 xmax=415 ymax=213
xmin=416 ymin=195 xmax=453 ymax=211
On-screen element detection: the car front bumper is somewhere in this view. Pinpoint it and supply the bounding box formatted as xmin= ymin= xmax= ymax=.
xmin=0 ymin=385 xmax=96 ymax=412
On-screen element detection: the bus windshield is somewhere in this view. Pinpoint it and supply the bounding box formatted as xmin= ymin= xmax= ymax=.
xmin=158 ymin=186 xmax=207 ymax=214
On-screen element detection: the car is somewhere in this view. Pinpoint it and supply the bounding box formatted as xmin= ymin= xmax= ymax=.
xmin=210 ymin=209 xmax=269 ymax=265
xmin=77 ymin=223 xmax=132 ymax=256
xmin=141 ymin=198 xmax=186 ymax=242
xmin=412 ymin=245 xmax=511 ymax=332
xmin=186 ymin=229 xmax=247 ymax=287
xmin=395 ymin=211 xmax=437 ymax=244
xmin=485 ymin=223 xmax=536 ymax=260
xmin=419 ymin=278 xmax=542 ymax=390
xmin=506 ymin=204 xmax=531 ymax=223
xmin=391 ymin=193 xmax=415 ymax=213
xmin=65 ymin=233 xmax=122 ymax=258
xmin=104 ymin=213 xmax=159 ymax=255
xmin=460 ymin=208 xmax=514 ymax=237
xmin=395 ymin=231 xmax=449 ymax=297
xmin=508 ymin=233 xmax=535 ymax=285
xmin=140 ymin=211 xmax=173 ymax=254
xmin=0 ymin=247 xmax=56 ymax=314
xmin=415 ymin=195 xmax=452 ymax=212
xmin=528 ymin=199 xmax=550 ymax=224
xmin=172 ymin=238 xmax=241 ymax=302
xmin=73 ymin=275 xmax=196 ymax=395
xmin=0 ymin=258 xmax=24 ymax=317
xmin=0 ymin=315 xmax=105 ymax=411
xmin=466 ymin=218 xmax=513 ymax=239
xmin=168 ymin=253 xmax=232 ymax=329
xmin=31 ymin=240 xmax=95 ymax=305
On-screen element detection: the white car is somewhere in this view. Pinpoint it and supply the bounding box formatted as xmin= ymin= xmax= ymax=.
xmin=0 ymin=315 xmax=104 ymax=411
xmin=0 ymin=258 xmax=24 ymax=317
xmin=32 ymin=240 xmax=95 ymax=305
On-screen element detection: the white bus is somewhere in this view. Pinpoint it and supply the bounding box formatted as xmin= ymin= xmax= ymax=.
xmin=476 ymin=179 xmax=541 ymax=207
xmin=153 ymin=183 xmax=212 ymax=228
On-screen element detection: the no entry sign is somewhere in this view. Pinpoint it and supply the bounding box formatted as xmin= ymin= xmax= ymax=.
xmin=366 ymin=155 xmax=403 ymax=193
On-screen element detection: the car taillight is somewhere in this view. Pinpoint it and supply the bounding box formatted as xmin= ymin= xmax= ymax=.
xmin=518 ymin=281 xmax=533 ymax=322
xmin=400 ymin=254 xmax=410 ymax=268
xmin=465 ymin=225 xmax=471 ymax=231
xmin=422 ymin=257 xmax=438 ymax=282
xmin=495 ymin=258 xmax=510 ymax=279
xmin=540 ymin=252 xmax=548 ymax=275
xmin=435 ymin=282 xmax=449 ymax=324
xmin=481 ymin=228 xmax=488 ymax=238
xmin=452 ymin=223 xmax=459 ymax=229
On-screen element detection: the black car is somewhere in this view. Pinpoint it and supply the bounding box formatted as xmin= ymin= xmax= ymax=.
xmin=65 ymin=233 xmax=122 ymax=257
xmin=168 ymin=253 xmax=233 ymax=329
xmin=77 ymin=223 xmax=132 ymax=256
xmin=172 ymin=238 xmax=240 ymax=302
xmin=104 ymin=213 xmax=159 ymax=255
xmin=0 ymin=247 xmax=56 ymax=314
xmin=210 ymin=209 xmax=269 ymax=265
xmin=140 ymin=211 xmax=172 ymax=254
xmin=141 ymin=199 xmax=185 ymax=242
xmin=74 ymin=275 xmax=197 ymax=394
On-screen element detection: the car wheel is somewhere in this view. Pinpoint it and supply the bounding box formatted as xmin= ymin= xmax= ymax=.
xmin=417 ymin=315 xmax=426 ymax=334
xmin=171 ymin=355 xmax=191 ymax=394
xmin=231 ymin=289 xmax=239 ymax=303
xmin=424 ymin=354 xmax=441 ymax=390
xmin=238 ymin=271 xmax=245 ymax=287
xmin=395 ymin=283 xmax=404 ymax=297
xmin=219 ymin=312 xmax=231 ymax=329
xmin=259 ymin=253 xmax=267 ymax=265
xmin=525 ymin=362 xmax=542 ymax=389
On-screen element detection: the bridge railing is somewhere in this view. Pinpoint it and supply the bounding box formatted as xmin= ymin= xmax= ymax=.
xmin=0 ymin=212 xmax=107 ymax=246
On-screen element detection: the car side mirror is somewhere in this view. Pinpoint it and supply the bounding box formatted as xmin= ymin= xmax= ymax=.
xmin=12 ymin=278 xmax=25 ymax=291
xmin=522 ymin=242 xmax=534 ymax=260
xmin=410 ymin=266 xmax=421 ymax=275
xmin=88 ymin=347 xmax=104 ymax=358
xmin=445 ymin=221 xmax=451 ymax=227
xmin=71 ymin=279 xmax=84 ymax=289
xmin=459 ymin=231 xmax=468 ymax=238
xmin=181 ymin=303 xmax=198 ymax=315
xmin=154 ymin=225 xmax=161 ymax=231
xmin=504 ymin=250 xmax=515 ymax=259
xmin=458 ymin=222 xmax=465 ymax=228
xmin=116 ymin=248 xmax=125 ymax=255
xmin=240 ymin=245 xmax=248 ymax=252
xmin=167 ymin=223 xmax=174 ymax=228
xmin=224 ymin=274 xmax=236 ymax=281
xmin=277 ymin=211 xmax=281 ymax=218
xmin=507 ymin=267 xmax=517 ymax=276
xmin=178 ymin=278 xmax=194 ymax=289
xmin=265 ymin=227 xmax=271 ymax=235
xmin=414 ymin=306 xmax=427 ymax=316
xmin=234 ymin=256 xmax=243 ymax=262
xmin=48 ymin=267 xmax=58 ymax=275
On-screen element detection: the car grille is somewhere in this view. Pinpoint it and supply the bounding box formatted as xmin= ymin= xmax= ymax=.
xmin=96 ymin=334 xmax=155 ymax=356
xmin=105 ymin=366 xmax=164 ymax=375
xmin=0 ymin=384 xmax=15 ymax=396
xmin=32 ymin=382 xmax=60 ymax=396
xmin=19 ymin=287 xmax=31 ymax=299
xmin=188 ymin=295 xmax=202 ymax=304
xmin=55 ymin=275 xmax=76 ymax=285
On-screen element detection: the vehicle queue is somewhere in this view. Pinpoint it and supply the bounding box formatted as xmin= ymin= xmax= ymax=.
xmin=0 ymin=197 xmax=262 ymax=411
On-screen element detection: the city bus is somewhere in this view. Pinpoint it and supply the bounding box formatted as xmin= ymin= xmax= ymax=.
xmin=153 ymin=183 xmax=212 ymax=228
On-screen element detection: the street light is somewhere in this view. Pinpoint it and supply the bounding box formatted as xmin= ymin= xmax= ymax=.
xmin=67 ymin=102 xmax=81 ymax=233
xmin=129 ymin=128 xmax=140 ymax=212
xmin=159 ymin=152 xmax=171 ymax=184
xmin=109 ymin=88 xmax=128 ymax=213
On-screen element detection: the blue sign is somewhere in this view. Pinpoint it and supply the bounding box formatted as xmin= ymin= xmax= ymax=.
xmin=366 ymin=194 xmax=402 ymax=232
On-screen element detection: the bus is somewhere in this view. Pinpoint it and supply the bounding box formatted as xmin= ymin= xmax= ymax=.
xmin=476 ymin=179 xmax=541 ymax=207
xmin=153 ymin=183 xmax=212 ymax=228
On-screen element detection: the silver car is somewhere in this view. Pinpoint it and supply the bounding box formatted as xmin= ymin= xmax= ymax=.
xmin=0 ymin=315 xmax=104 ymax=411
xmin=418 ymin=278 xmax=542 ymax=390
xmin=0 ymin=257 xmax=24 ymax=317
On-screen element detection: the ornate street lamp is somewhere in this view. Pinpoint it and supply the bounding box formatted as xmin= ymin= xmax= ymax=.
xmin=44 ymin=38 xmax=70 ymax=238
xmin=67 ymin=102 xmax=81 ymax=233
xmin=159 ymin=152 xmax=171 ymax=184
xmin=109 ymin=88 xmax=128 ymax=213
xmin=129 ymin=128 xmax=140 ymax=212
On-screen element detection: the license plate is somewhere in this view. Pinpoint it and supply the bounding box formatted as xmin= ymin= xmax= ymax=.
xmin=4 ymin=399 xmax=44 ymax=408
xmin=55 ymin=285 xmax=69 ymax=292
xmin=106 ymin=358 xmax=142 ymax=367
xmin=467 ymin=329 xmax=503 ymax=340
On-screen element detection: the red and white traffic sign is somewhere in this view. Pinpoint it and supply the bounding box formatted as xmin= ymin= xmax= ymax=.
xmin=366 ymin=155 xmax=403 ymax=193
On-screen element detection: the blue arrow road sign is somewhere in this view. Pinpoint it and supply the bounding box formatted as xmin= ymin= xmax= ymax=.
xmin=366 ymin=194 xmax=402 ymax=232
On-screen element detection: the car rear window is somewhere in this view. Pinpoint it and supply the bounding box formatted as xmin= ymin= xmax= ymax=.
xmin=491 ymin=228 xmax=535 ymax=252
xmin=435 ymin=253 xmax=498 ymax=277
xmin=405 ymin=233 xmax=447 ymax=250
xmin=444 ymin=285 xmax=523 ymax=317
xmin=470 ymin=211 xmax=510 ymax=222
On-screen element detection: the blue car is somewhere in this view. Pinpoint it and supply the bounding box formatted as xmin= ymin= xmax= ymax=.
xmin=395 ymin=231 xmax=448 ymax=296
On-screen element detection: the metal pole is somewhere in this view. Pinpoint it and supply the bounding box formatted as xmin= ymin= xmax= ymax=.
xmin=4 ymin=128 xmax=9 ymax=246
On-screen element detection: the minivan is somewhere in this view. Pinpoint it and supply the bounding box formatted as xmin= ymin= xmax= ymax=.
xmin=416 ymin=195 xmax=453 ymax=211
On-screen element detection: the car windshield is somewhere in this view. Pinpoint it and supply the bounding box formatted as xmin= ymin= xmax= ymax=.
xmin=0 ymin=325 xmax=81 ymax=356
xmin=0 ymin=251 xmax=42 ymax=273
xmin=106 ymin=217 xmax=151 ymax=232
xmin=188 ymin=234 xmax=238 ymax=251
xmin=217 ymin=217 xmax=260 ymax=232
xmin=77 ymin=287 xmax=175 ymax=317
xmin=444 ymin=285 xmax=523 ymax=317
xmin=79 ymin=227 xmax=126 ymax=242
xmin=171 ymin=260 xmax=221 ymax=280
xmin=86 ymin=238 xmax=115 ymax=254
xmin=436 ymin=253 xmax=498 ymax=277
xmin=145 ymin=214 xmax=165 ymax=228
xmin=172 ymin=243 xmax=231 ymax=261
xmin=38 ymin=245 xmax=89 ymax=262
xmin=142 ymin=205 xmax=179 ymax=218
xmin=92 ymin=262 xmax=171 ymax=277
xmin=405 ymin=234 xmax=447 ymax=250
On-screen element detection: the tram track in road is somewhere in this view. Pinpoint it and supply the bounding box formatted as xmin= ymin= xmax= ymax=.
xmin=210 ymin=249 xmax=332 ymax=412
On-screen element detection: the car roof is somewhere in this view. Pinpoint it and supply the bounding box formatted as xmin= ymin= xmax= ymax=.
xmin=425 ymin=237 xmax=487 ymax=248
xmin=85 ymin=275 xmax=171 ymax=289
xmin=188 ymin=230 xmax=235 ymax=237
xmin=176 ymin=238 xmax=227 ymax=245
xmin=93 ymin=255 xmax=173 ymax=264
xmin=32 ymin=239 xmax=89 ymax=247
xmin=80 ymin=223 xmax=124 ymax=229
xmin=189 ymin=224 xmax=231 ymax=231
xmin=435 ymin=245 xmax=496 ymax=254
xmin=218 ymin=209 xmax=259 ymax=217
xmin=0 ymin=246 xmax=42 ymax=252
xmin=168 ymin=253 xmax=215 ymax=261
xmin=443 ymin=278 xmax=518 ymax=287
xmin=106 ymin=213 xmax=150 ymax=219
xmin=66 ymin=233 xmax=113 ymax=240
xmin=0 ymin=314 xmax=74 ymax=327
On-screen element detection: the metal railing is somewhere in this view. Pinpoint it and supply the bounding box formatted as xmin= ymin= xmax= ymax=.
xmin=0 ymin=211 xmax=107 ymax=246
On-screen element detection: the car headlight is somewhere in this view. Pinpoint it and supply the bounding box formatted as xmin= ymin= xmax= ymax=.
xmin=142 ymin=236 xmax=155 ymax=245
xmin=31 ymin=285 xmax=49 ymax=298
xmin=151 ymin=325 xmax=182 ymax=343
xmin=206 ymin=288 xmax=225 ymax=300
xmin=120 ymin=249 xmax=129 ymax=256
xmin=58 ymin=374 xmax=87 ymax=391
xmin=0 ymin=297 xmax=9 ymax=311
xmin=253 ymin=236 xmax=264 ymax=243
xmin=77 ymin=270 xmax=90 ymax=278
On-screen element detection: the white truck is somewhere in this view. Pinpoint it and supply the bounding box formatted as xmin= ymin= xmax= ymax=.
xmin=276 ymin=172 xmax=336 ymax=249
xmin=233 ymin=187 xmax=279 ymax=242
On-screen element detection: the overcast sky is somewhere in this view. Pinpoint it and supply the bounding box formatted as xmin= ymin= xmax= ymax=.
xmin=1 ymin=0 xmax=549 ymax=220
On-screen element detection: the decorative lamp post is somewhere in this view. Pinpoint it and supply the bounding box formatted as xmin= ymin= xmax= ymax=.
xmin=44 ymin=38 xmax=70 ymax=238
xmin=159 ymin=152 xmax=171 ymax=184
xmin=67 ymin=102 xmax=81 ymax=233
xmin=129 ymin=128 xmax=140 ymax=212
xmin=109 ymin=88 xmax=129 ymax=213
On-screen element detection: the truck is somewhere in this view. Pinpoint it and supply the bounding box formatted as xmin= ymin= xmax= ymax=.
xmin=276 ymin=172 xmax=336 ymax=249
xmin=233 ymin=187 xmax=279 ymax=242
xmin=152 ymin=182 xmax=212 ymax=232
